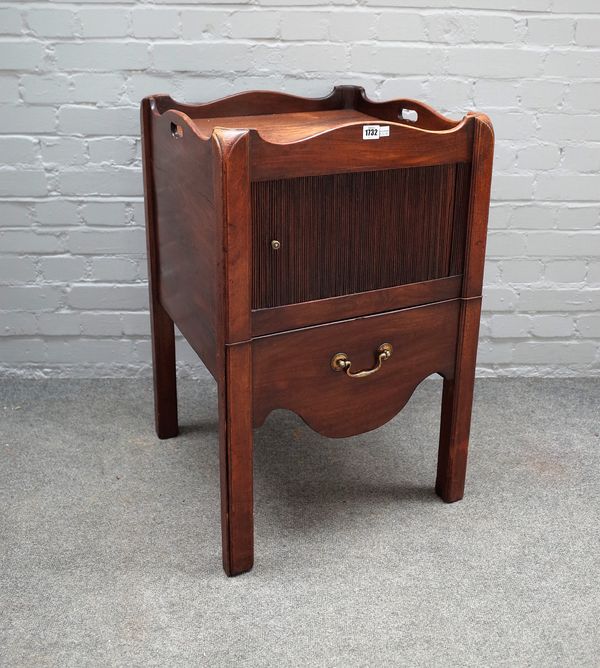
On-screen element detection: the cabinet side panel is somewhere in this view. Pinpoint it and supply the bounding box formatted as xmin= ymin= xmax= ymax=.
xmin=149 ymin=110 xmax=218 ymax=376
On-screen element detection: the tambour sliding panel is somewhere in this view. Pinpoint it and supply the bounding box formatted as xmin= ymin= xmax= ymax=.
xmin=251 ymin=163 xmax=472 ymax=310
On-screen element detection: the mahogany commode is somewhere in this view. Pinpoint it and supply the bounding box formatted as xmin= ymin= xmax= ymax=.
xmin=140 ymin=86 xmax=494 ymax=576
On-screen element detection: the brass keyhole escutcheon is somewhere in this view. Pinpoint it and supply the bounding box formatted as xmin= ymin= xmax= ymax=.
xmin=271 ymin=240 xmax=281 ymax=250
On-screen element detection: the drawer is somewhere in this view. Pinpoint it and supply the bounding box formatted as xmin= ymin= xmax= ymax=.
xmin=251 ymin=164 xmax=471 ymax=310
xmin=252 ymin=299 xmax=460 ymax=438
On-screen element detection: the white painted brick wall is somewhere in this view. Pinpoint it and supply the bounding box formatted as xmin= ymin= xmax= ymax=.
xmin=0 ymin=0 xmax=599 ymax=378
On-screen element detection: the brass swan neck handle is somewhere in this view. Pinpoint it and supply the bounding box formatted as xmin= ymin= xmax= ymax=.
xmin=331 ymin=343 xmax=393 ymax=379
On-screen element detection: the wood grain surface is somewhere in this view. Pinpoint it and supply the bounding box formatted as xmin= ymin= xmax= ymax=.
xmin=251 ymin=164 xmax=471 ymax=309
xmin=252 ymin=300 xmax=460 ymax=438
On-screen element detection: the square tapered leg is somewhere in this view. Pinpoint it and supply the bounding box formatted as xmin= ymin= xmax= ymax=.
xmin=435 ymin=299 xmax=481 ymax=503
xmin=150 ymin=301 xmax=178 ymax=440
xmin=219 ymin=343 xmax=254 ymax=576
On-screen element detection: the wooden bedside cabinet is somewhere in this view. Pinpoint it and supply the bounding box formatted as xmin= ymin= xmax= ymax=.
xmin=140 ymin=86 xmax=494 ymax=576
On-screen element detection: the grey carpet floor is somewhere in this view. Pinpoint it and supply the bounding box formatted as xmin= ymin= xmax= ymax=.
xmin=0 ymin=378 xmax=599 ymax=667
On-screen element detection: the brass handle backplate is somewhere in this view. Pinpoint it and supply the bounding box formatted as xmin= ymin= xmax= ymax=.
xmin=331 ymin=343 xmax=393 ymax=378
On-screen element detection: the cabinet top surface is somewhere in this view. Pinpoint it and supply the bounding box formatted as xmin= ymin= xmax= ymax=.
xmin=145 ymin=87 xmax=479 ymax=146
xmin=192 ymin=109 xmax=379 ymax=142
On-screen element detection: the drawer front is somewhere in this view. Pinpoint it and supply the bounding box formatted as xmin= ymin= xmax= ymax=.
xmin=252 ymin=299 xmax=460 ymax=438
xmin=251 ymin=164 xmax=471 ymax=310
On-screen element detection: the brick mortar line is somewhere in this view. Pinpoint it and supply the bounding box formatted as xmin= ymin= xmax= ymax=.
xmin=7 ymin=3 xmax=600 ymax=16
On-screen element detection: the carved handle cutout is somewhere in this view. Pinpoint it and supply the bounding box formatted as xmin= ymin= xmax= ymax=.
xmin=400 ymin=108 xmax=419 ymax=123
xmin=331 ymin=343 xmax=393 ymax=378
xmin=170 ymin=122 xmax=183 ymax=138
